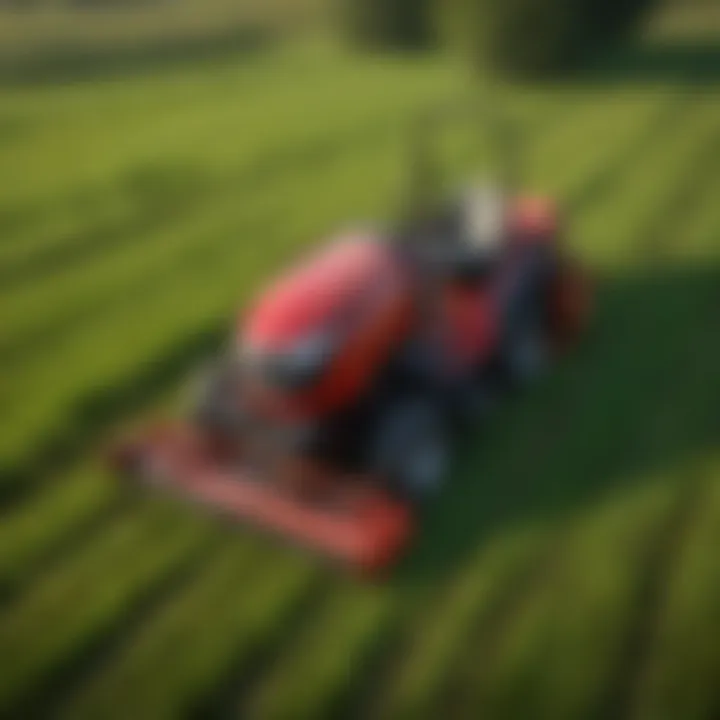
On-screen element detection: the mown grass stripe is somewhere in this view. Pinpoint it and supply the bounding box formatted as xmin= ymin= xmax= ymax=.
xmin=9 ymin=533 xmax=224 ymax=719
xmin=372 ymin=528 xmax=551 ymax=720
xmin=187 ymin=576 xmax=332 ymax=719
xmin=592 ymin=471 xmax=707 ymax=720
xmin=565 ymin=94 xmax=691 ymax=214
xmin=528 ymin=92 xmax=674 ymax=202
xmin=628 ymin=462 xmax=720 ymax=720
xmin=56 ymin=537 xmax=263 ymax=720
xmin=574 ymin=96 xmax=720 ymax=264
xmin=599 ymin=271 xmax=720 ymax=720
xmin=0 ymin=502 xmax=212 ymax=714
xmin=0 ymin=470 xmax=125 ymax=603
xmin=246 ymin=582 xmax=396 ymax=720
xmin=459 ymin=480 xmax=681 ymax=720
xmin=66 ymin=554 xmax=319 ymax=720
xmin=637 ymin=125 xmax=720 ymax=262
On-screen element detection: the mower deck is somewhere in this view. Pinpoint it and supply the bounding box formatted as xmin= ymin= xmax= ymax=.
xmin=111 ymin=426 xmax=414 ymax=573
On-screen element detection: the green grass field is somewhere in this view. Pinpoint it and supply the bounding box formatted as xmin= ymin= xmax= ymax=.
xmin=0 ymin=4 xmax=719 ymax=717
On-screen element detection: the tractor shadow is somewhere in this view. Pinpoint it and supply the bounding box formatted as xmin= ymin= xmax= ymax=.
xmin=399 ymin=259 xmax=720 ymax=587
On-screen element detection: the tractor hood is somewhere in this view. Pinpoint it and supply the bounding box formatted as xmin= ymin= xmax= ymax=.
xmin=242 ymin=233 xmax=397 ymax=353
xmin=239 ymin=233 xmax=414 ymax=416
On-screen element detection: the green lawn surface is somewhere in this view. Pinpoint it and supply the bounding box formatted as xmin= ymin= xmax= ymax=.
xmin=0 ymin=11 xmax=718 ymax=718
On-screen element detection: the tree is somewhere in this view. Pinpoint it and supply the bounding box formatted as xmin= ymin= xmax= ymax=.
xmin=340 ymin=0 xmax=435 ymax=50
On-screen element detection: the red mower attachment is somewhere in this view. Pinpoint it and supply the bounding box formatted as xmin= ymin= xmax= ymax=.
xmin=110 ymin=425 xmax=415 ymax=575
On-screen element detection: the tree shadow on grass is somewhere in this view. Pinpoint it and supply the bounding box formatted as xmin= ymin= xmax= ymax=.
xmin=577 ymin=40 xmax=720 ymax=87
xmin=0 ymin=25 xmax=273 ymax=86
xmin=399 ymin=259 xmax=720 ymax=587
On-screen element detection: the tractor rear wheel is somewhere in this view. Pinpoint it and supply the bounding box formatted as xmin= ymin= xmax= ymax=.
xmin=370 ymin=397 xmax=451 ymax=502
xmin=504 ymin=298 xmax=552 ymax=387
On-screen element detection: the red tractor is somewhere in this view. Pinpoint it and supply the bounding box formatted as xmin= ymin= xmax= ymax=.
xmin=112 ymin=180 xmax=591 ymax=573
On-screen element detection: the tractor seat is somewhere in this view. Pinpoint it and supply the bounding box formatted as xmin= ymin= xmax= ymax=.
xmin=437 ymin=244 xmax=498 ymax=286
xmin=438 ymin=183 xmax=507 ymax=285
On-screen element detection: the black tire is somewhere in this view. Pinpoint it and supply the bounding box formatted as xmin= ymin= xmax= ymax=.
xmin=501 ymin=247 xmax=556 ymax=387
xmin=369 ymin=396 xmax=451 ymax=502
xmin=454 ymin=366 xmax=500 ymax=427
xmin=504 ymin=302 xmax=551 ymax=386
